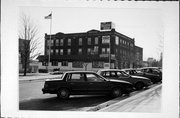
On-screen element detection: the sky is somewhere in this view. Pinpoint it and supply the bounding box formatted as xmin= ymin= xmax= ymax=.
xmin=19 ymin=6 xmax=164 ymax=61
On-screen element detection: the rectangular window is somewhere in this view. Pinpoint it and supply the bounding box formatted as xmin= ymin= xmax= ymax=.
xmin=69 ymin=73 xmax=85 ymax=82
xmin=62 ymin=61 xmax=68 ymax=66
xmin=107 ymin=48 xmax=110 ymax=54
xmin=88 ymin=38 xmax=91 ymax=45
xmin=55 ymin=49 xmax=59 ymax=55
xmin=67 ymin=49 xmax=71 ymax=55
xmin=94 ymin=46 xmax=99 ymax=54
xmin=79 ymin=38 xmax=82 ymax=45
xmin=51 ymin=40 xmax=54 ymax=46
xmin=95 ymin=37 xmax=98 ymax=44
xmin=55 ymin=39 xmax=59 ymax=46
xmin=60 ymin=39 xmax=64 ymax=46
xmin=72 ymin=61 xmax=83 ymax=68
xmin=51 ymin=49 xmax=54 ymax=55
xmin=87 ymin=48 xmax=91 ymax=55
xmin=102 ymin=48 xmax=106 ymax=54
xmin=60 ymin=49 xmax=63 ymax=55
xmin=52 ymin=61 xmax=58 ymax=66
xmin=92 ymin=61 xmax=104 ymax=68
xmin=42 ymin=61 xmax=48 ymax=66
xmin=68 ymin=38 xmax=71 ymax=46
xmin=78 ymin=48 xmax=82 ymax=55
xmin=115 ymin=36 xmax=119 ymax=45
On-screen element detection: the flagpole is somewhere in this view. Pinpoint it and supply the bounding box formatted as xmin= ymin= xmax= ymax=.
xmin=48 ymin=11 xmax=52 ymax=73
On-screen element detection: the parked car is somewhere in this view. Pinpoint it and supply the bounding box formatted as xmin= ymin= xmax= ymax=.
xmin=122 ymin=68 xmax=162 ymax=84
xmin=97 ymin=69 xmax=152 ymax=90
xmin=42 ymin=71 xmax=133 ymax=99
xmin=140 ymin=67 xmax=162 ymax=77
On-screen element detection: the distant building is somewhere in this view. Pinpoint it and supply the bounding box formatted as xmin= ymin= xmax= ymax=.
xmin=134 ymin=46 xmax=143 ymax=68
xmin=38 ymin=23 xmax=143 ymax=71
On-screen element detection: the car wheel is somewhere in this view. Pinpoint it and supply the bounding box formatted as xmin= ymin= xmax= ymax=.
xmin=111 ymin=88 xmax=122 ymax=98
xmin=135 ymin=82 xmax=144 ymax=90
xmin=57 ymin=88 xmax=70 ymax=99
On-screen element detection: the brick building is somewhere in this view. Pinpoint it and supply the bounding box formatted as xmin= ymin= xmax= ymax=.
xmin=38 ymin=28 xmax=143 ymax=71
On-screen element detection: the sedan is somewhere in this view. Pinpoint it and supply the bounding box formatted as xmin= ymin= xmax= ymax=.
xmin=97 ymin=69 xmax=152 ymax=90
xmin=42 ymin=71 xmax=133 ymax=99
xmin=122 ymin=68 xmax=162 ymax=84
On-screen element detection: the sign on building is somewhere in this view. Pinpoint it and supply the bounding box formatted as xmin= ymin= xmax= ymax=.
xmin=100 ymin=22 xmax=115 ymax=31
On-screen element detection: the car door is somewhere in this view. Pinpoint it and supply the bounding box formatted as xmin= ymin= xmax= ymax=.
xmin=67 ymin=73 xmax=88 ymax=94
xmin=116 ymin=71 xmax=134 ymax=84
xmin=85 ymin=73 xmax=110 ymax=94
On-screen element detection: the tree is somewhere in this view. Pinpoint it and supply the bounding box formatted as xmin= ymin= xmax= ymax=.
xmin=19 ymin=13 xmax=42 ymax=76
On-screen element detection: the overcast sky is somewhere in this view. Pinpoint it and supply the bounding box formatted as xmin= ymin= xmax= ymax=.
xmin=20 ymin=6 xmax=164 ymax=61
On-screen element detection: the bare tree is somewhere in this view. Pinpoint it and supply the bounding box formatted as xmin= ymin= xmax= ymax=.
xmin=19 ymin=13 xmax=42 ymax=76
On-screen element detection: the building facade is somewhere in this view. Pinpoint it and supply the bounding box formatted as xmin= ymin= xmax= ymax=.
xmin=38 ymin=29 xmax=143 ymax=71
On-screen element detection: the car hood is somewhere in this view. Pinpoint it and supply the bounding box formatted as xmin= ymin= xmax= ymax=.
xmin=108 ymin=79 xmax=132 ymax=84
xmin=131 ymin=75 xmax=150 ymax=80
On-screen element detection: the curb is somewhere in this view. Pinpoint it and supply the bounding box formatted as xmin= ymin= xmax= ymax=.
xmin=86 ymin=84 xmax=162 ymax=112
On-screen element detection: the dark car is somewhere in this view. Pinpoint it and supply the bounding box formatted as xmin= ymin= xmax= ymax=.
xmin=97 ymin=69 xmax=152 ymax=90
xmin=122 ymin=68 xmax=162 ymax=84
xmin=42 ymin=71 xmax=133 ymax=99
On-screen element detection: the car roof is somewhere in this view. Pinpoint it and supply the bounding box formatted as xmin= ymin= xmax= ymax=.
xmin=97 ymin=69 xmax=123 ymax=72
xmin=140 ymin=67 xmax=161 ymax=69
xmin=121 ymin=68 xmax=137 ymax=71
xmin=64 ymin=71 xmax=96 ymax=74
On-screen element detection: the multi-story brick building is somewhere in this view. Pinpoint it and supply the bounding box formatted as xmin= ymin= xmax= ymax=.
xmin=38 ymin=28 xmax=143 ymax=71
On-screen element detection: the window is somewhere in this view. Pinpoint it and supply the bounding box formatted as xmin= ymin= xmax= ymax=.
xmin=88 ymin=38 xmax=91 ymax=45
xmin=60 ymin=49 xmax=63 ymax=55
xmin=79 ymin=38 xmax=82 ymax=45
xmin=72 ymin=61 xmax=83 ymax=68
xmin=55 ymin=39 xmax=59 ymax=46
xmin=60 ymin=39 xmax=64 ymax=46
xmin=68 ymin=38 xmax=71 ymax=46
xmin=52 ymin=61 xmax=58 ymax=66
xmin=95 ymin=37 xmax=98 ymax=44
xmin=102 ymin=48 xmax=106 ymax=54
xmin=87 ymin=48 xmax=91 ymax=55
xmin=86 ymin=74 xmax=104 ymax=82
xmin=78 ymin=48 xmax=82 ymax=55
xmin=69 ymin=74 xmax=85 ymax=82
xmin=94 ymin=46 xmax=99 ymax=54
xmin=110 ymin=71 xmax=117 ymax=77
xmin=107 ymin=48 xmax=110 ymax=54
xmin=117 ymin=71 xmax=129 ymax=77
xmin=67 ymin=49 xmax=71 ymax=55
xmin=51 ymin=40 xmax=54 ymax=46
xmin=92 ymin=61 xmax=104 ymax=68
xmin=102 ymin=71 xmax=110 ymax=77
xmin=50 ymin=49 xmax=54 ymax=55
xmin=55 ymin=49 xmax=59 ymax=55
xmin=115 ymin=36 xmax=119 ymax=45
xmin=42 ymin=61 xmax=48 ymax=66
xmin=62 ymin=61 xmax=68 ymax=66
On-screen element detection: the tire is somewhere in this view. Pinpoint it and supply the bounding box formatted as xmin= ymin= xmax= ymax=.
xmin=135 ymin=82 xmax=144 ymax=90
xmin=111 ymin=88 xmax=123 ymax=98
xmin=57 ymin=88 xmax=70 ymax=99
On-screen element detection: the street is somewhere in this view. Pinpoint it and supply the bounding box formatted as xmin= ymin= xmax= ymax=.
xmin=19 ymin=78 xmax=161 ymax=111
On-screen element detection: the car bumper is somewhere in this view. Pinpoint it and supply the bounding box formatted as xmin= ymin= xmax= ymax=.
xmin=42 ymin=88 xmax=57 ymax=94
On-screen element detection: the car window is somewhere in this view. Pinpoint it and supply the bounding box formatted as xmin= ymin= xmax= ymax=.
xmin=110 ymin=71 xmax=117 ymax=77
xmin=86 ymin=73 xmax=104 ymax=82
xmin=117 ymin=71 xmax=129 ymax=77
xmin=68 ymin=73 xmax=85 ymax=82
xmin=102 ymin=71 xmax=110 ymax=77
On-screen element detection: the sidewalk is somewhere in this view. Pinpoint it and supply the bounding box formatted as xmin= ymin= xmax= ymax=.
xmin=19 ymin=73 xmax=63 ymax=81
xmin=97 ymin=84 xmax=162 ymax=112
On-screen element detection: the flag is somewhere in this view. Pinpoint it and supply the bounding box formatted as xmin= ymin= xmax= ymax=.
xmin=44 ymin=13 xmax=52 ymax=19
